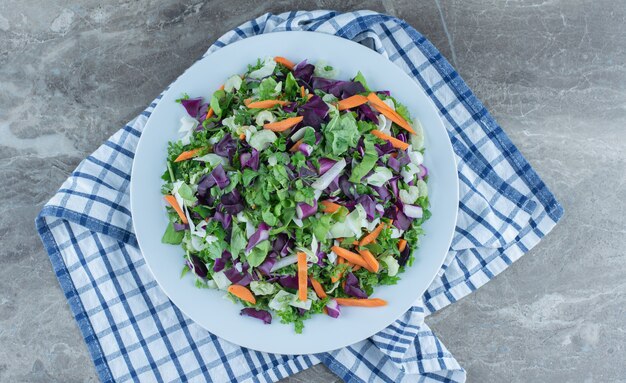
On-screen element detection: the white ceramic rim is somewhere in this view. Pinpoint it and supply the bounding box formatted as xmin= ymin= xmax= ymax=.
xmin=130 ymin=31 xmax=458 ymax=355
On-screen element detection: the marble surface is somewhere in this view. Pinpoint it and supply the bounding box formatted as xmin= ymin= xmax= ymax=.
xmin=1 ymin=0 xmax=625 ymax=382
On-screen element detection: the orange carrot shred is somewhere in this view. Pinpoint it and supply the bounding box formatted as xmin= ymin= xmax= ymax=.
xmin=300 ymin=85 xmax=306 ymax=98
xmin=398 ymin=239 xmax=408 ymax=252
xmin=243 ymin=98 xmax=253 ymax=106
xmin=320 ymin=200 xmax=342 ymax=214
xmin=370 ymin=130 xmax=409 ymax=151
xmin=164 ymin=195 xmax=187 ymax=224
xmin=274 ymin=56 xmax=295 ymax=70
xmin=174 ymin=148 xmax=203 ymax=162
xmin=205 ymin=107 xmax=214 ymax=119
xmin=239 ymin=133 xmax=246 ymax=140
xmin=367 ymin=93 xmax=415 ymax=134
xmin=335 ymin=298 xmax=387 ymax=307
xmin=289 ymin=139 xmax=303 ymax=153
xmin=337 ymin=94 xmax=368 ymax=111
xmin=331 ymin=257 xmax=345 ymax=283
xmin=264 ymin=116 xmax=303 ymax=132
xmin=357 ymin=249 xmax=380 ymax=273
xmin=359 ymin=222 xmax=386 ymax=246
xmin=331 ymin=246 xmax=370 ymax=269
xmin=246 ymin=99 xmax=289 ymax=109
xmin=227 ymin=285 xmax=256 ymax=304
xmin=310 ymin=277 xmax=327 ymax=299
xmin=297 ymin=252 xmax=308 ymax=301
xmin=306 ymin=93 xmax=313 ymax=100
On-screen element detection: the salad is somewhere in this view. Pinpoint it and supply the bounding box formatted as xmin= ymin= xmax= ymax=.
xmin=161 ymin=56 xmax=430 ymax=333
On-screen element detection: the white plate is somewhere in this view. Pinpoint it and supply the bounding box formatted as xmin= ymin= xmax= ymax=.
xmin=131 ymin=31 xmax=458 ymax=355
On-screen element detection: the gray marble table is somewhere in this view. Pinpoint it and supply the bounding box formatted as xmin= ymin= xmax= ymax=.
xmin=1 ymin=1 xmax=625 ymax=382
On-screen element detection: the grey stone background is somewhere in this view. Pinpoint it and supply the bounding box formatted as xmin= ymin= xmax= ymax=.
xmin=1 ymin=0 xmax=625 ymax=382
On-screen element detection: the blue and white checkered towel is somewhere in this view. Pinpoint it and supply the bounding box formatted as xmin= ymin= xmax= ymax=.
xmin=36 ymin=10 xmax=563 ymax=383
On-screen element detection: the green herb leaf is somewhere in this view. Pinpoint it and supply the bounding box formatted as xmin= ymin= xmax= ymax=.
xmin=162 ymin=222 xmax=184 ymax=245
xmin=284 ymin=72 xmax=299 ymax=99
xmin=258 ymin=77 xmax=280 ymax=100
xmin=210 ymin=90 xmax=225 ymax=118
xmin=230 ymin=223 xmax=247 ymax=259
xmin=353 ymin=71 xmax=371 ymax=92
xmin=349 ymin=137 xmax=378 ymax=183
xmin=177 ymin=182 xmax=195 ymax=201
xmin=242 ymin=168 xmax=258 ymax=187
xmin=323 ymin=113 xmax=359 ymax=156
xmin=262 ymin=208 xmax=278 ymax=226
xmin=247 ymin=240 xmax=271 ymax=267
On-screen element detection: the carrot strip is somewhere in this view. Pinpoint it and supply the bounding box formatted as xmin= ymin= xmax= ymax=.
xmin=357 ymin=249 xmax=380 ymax=273
xmin=218 ymin=84 xmax=225 ymax=91
xmin=300 ymin=85 xmax=306 ymax=98
xmin=164 ymin=195 xmax=188 ymax=224
xmin=297 ymin=252 xmax=308 ymax=301
xmin=309 ymin=277 xmax=327 ymax=299
xmin=398 ymin=239 xmax=408 ymax=252
xmin=289 ymin=139 xmax=303 ymax=153
xmin=352 ymin=264 xmax=362 ymax=271
xmin=205 ymin=107 xmax=214 ymax=119
xmin=239 ymin=133 xmax=246 ymax=140
xmin=274 ymin=56 xmax=295 ymax=70
xmin=227 ymin=285 xmax=256 ymax=304
xmin=174 ymin=148 xmax=203 ymax=162
xmin=337 ymin=94 xmax=368 ymax=111
xmin=367 ymin=93 xmax=415 ymax=134
xmin=321 ymin=200 xmax=342 ymax=214
xmin=335 ymin=298 xmax=387 ymax=307
xmin=371 ymin=130 xmax=409 ymax=151
xmin=359 ymin=222 xmax=386 ymax=246
xmin=264 ymin=116 xmax=303 ymax=132
xmin=331 ymin=246 xmax=369 ymax=269
xmin=306 ymin=93 xmax=313 ymax=100
xmin=243 ymin=98 xmax=253 ymax=106
xmin=371 ymin=103 xmax=415 ymax=134
xmin=246 ymin=99 xmax=289 ymax=109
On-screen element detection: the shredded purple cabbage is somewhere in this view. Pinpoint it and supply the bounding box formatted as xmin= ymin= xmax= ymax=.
xmin=298 ymin=95 xmax=329 ymax=128
xmin=246 ymin=222 xmax=270 ymax=253
xmin=343 ymin=273 xmax=368 ymax=298
xmin=240 ymin=308 xmax=272 ymax=324
xmin=173 ymin=222 xmax=189 ymax=232
xmin=181 ymin=97 xmax=203 ymax=119
xmin=185 ymin=255 xmax=208 ymax=279
xmin=357 ymin=195 xmax=377 ymax=221
xmin=220 ymin=189 xmax=244 ymax=214
xmin=240 ymin=149 xmax=260 ymax=171
xmin=310 ymin=77 xmax=365 ymax=99
xmin=296 ymin=200 xmax=318 ymax=220
xmin=257 ymin=257 xmax=276 ymax=276
xmin=357 ymin=104 xmax=379 ymax=124
xmin=197 ymin=164 xmax=230 ymax=193
xmin=325 ymin=299 xmax=341 ymax=318
xmin=213 ymin=211 xmax=231 ymax=230
xmin=293 ymin=60 xmax=315 ymax=84
xmin=318 ymin=158 xmax=337 ymax=175
xmin=213 ymin=134 xmax=237 ymax=162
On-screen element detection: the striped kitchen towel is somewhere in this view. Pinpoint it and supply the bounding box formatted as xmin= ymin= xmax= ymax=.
xmin=36 ymin=10 xmax=563 ymax=383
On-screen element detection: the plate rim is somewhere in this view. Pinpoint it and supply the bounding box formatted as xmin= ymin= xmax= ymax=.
xmin=130 ymin=30 xmax=459 ymax=355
